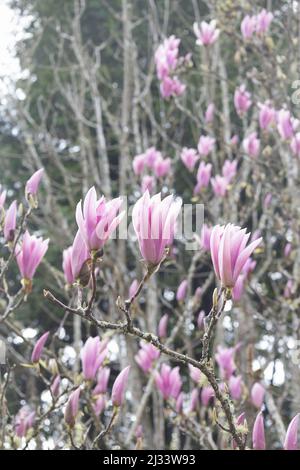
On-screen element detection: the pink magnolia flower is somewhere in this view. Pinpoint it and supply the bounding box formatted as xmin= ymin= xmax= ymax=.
xmin=63 ymin=230 xmax=89 ymax=285
xmin=25 ymin=168 xmax=44 ymax=196
xmin=284 ymin=243 xmax=292 ymax=258
xmin=197 ymin=310 xmax=205 ymax=329
xmin=229 ymin=375 xmax=243 ymax=400
xmin=15 ymin=406 xmax=35 ymax=438
xmin=141 ymin=175 xmax=155 ymax=194
xmin=0 ymin=185 xmax=7 ymax=209
xmin=16 ymin=231 xmax=49 ymax=281
xmin=64 ymin=387 xmax=81 ymax=428
xmin=133 ymin=154 xmax=146 ymax=175
xmin=176 ymin=279 xmax=188 ymax=302
xmin=251 ymin=382 xmax=265 ymax=408
xmin=284 ymin=279 xmax=294 ymax=299
xmin=230 ymin=135 xmax=239 ymax=147
xmin=200 ymin=224 xmax=212 ymax=251
xmin=277 ymin=109 xmax=295 ymax=140
xmin=211 ymin=175 xmax=228 ymax=197
xmin=241 ymin=15 xmax=256 ymax=40
xmin=145 ymin=147 xmax=161 ymax=168
xmin=76 ymin=186 xmax=124 ymax=253
xmin=215 ymin=346 xmax=236 ymax=379
xmin=132 ymin=191 xmax=182 ymax=267
xmin=93 ymin=367 xmax=110 ymax=395
xmin=194 ymin=162 xmax=212 ymax=194
xmin=93 ymin=395 xmax=106 ymax=417
xmin=154 ymin=36 xmax=180 ymax=79
xmin=154 ymin=157 xmax=171 ymax=178
xmin=197 ymin=135 xmax=215 ymax=157
xmin=205 ymin=103 xmax=215 ymax=123
xmin=129 ymin=279 xmax=139 ymax=299
xmin=258 ymin=103 xmax=276 ymax=130
xmin=243 ymin=132 xmax=260 ymax=158
xmin=252 ymin=411 xmax=266 ymax=450
xmin=189 ymin=364 xmax=201 ymax=384
xmin=242 ymin=257 xmax=257 ymax=277
xmin=210 ymin=224 xmax=262 ymax=288
xmin=31 ymin=331 xmax=50 ymax=363
xmin=180 ymin=148 xmax=199 ymax=172
xmin=193 ymin=20 xmax=220 ymax=46
xmin=256 ymin=9 xmax=273 ymax=35
xmin=291 ymin=133 xmax=300 ymax=157
xmin=222 ymin=160 xmax=237 ymax=183
xmin=158 ymin=313 xmax=168 ymax=338
xmin=135 ymin=342 xmax=160 ymax=373
xmin=80 ymin=337 xmax=108 ymax=381
xmin=111 ymin=366 xmax=130 ymax=407
xmin=284 ymin=414 xmax=299 ymax=450
xmin=160 ymin=76 xmax=185 ymax=98
xmin=234 ymin=85 xmax=252 ymax=116
xmin=233 ymin=413 xmax=247 ymax=449
xmin=4 ymin=200 xmax=17 ymax=242
xmin=155 ymin=364 xmax=182 ymax=400
xmin=51 ymin=375 xmax=61 ymax=398
xmin=189 ymin=388 xmax=199 ymax=413
xmin=176 ymin=392 xmax=183 ymax=413
xmin=201 ymin=386 xmax=215 ymax=406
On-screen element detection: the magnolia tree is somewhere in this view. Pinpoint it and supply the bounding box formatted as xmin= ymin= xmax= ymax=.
xmin=0 ymin=0 xmax=300 ymax=451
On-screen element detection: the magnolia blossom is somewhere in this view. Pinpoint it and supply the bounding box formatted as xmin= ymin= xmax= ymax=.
xmin=256 ymin=9 xmax=273 ymax=35
xmin=188 ymin=364 xmax=201 ymax=384
xmin=222 ymin=160 xmax=237 ymax=183
xmin=243 ymin=132 xmax=260 ymax=158
xmin=76 ymin=186 xmax=124 ymax=253
xmin=158 ymin=314 xmax=168 ymax=338
xmin=133 ymin=154 xmax=146 ymax=175
xmin=197 ymin=135 xmax=215 ymax=157
xmin=234 ymin=85 xmax=252 ymax=116
xmin=205 ymin=103 xmax=215 ymax=123
xmin=154 ymin=35 xmax=180 ymax=80
xmin=50 ymin=375 xmax=61 ymax=398
xmin=215 ymin=346 xmax=236 ymax=380
xmin=189 ymin=388 xmax=199 ymax=413
xmin=201 ymin=386 xmax=214 ymax=406
xmin=291 ymin=133 xmax=300 ymax=157
xmin=176 ymin=279 xmax=188 ymax=302
xmin=141 ymin=175 xmax=155 ymax=194
xmin=252 ymin=412 xmax=266 ymax=450
xmin=16 ymin=231 xmax=49 ymax=281
xmin=132 ymin=191 xmax=182 ymax=267
xmin=154 ymin=157 xmax=171 ymax=178
xmin=4 ymin=200 xmax=17 ymax=242
xmin=25 ymin=168 xmax=44 ymax=197
xmin=211 ymin=175 xmax=228 ymax=197
xmin=241 ymin=15 xmax=256 ymax=40
xmin=277 ymin=109 xmax=296 ymax=140
xmin=229 ymin=375 xmax=243 ymax=400
xmin=193 ymin=20 xmax=220 ymax=46
xmin=64 ymin=387 xmax=81 ymax=428
xmin=251 ymin=382 xmax=265 ymax=409
xmin=15 ymin=406 xmax=35 ymax=438
xmin=93 ymin=367 xmax=110 ymax=395
xmin=197 ymin=310 xmax=205 ymax=329
xmin=93 ymin=395 xmax=106 ymax=417
xmin=145 ymin=147 xmax=162 ymax=168
xmin=63 ymin=230 xmax=89 ymax=285
xmin=284 ymin=414 xmax=299 ymax=450
xmin=194 ymin=162 xmax=212 ymax=194
xmin=232 ymin=274 xmax=245 ymax=302
xmin=135 ymin=342 xmax=160 ymax=373
xmin=80 ymin=336 xmax=108 ymax=381
xmin=111 ymin=366 xmax=130 ymax=407
xmin=200 ymin=224 xmax=212 ymax=251
xmin=128 ymin=279 xmax=139 ymax=299
xmin=160 ymin=76 xmax=186 ymax=98
xmin=31 ymin=331 xmax=50 ymax=363
xmin=155 ymin=364 xmax=182 ymax=400
xmin=258 ymin=103 xmax=276 ymax=130
xmin=210 ymin=224 xmax=262 ymax=288
xmin=180 ymin=148 xmax=199 ymax=172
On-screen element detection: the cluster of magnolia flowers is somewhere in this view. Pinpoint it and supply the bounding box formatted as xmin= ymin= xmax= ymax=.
xmin=0 ymin=169 xmax=48 ymax=293
xmin=15 ymin=334 xmax=130 ymax=437
xmin=132 ymin=147 xmax=172 ymax=194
